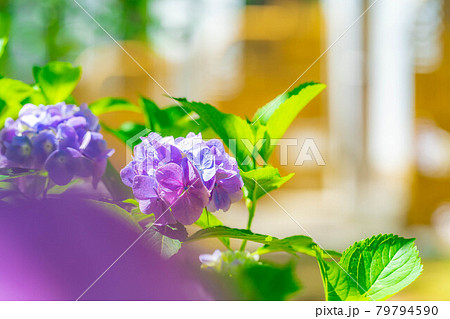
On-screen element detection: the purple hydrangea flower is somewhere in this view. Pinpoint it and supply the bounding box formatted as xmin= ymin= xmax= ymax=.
xmin=157 ymin=159 xmax=209 ymax=225
xmin=177 ymin=133 xmax=243 ymax=212
xmin=0 ymin=102 xmax=113 ymax=186
xmin=120 ymin=132 xmax=243 ymax=226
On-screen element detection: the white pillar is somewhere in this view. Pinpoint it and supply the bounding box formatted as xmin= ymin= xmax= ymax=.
xmin=322 ymin=0 xmax=365 ymax=216
xmin=367 ymin=0 xmax=421 ymax=219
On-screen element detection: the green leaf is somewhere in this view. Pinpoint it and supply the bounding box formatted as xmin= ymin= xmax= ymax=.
xmin=34 ymin=61 xmax=81 ymax=104
xmin=102 ymin=121 xmax=148 ymax=145
xmin=174 ymin=98 xmax=255 ymax=171
xmin=188 ymin=225 xmax=336 ymax=259
xmin=89 ymin=97 xmax=141 ymax=116
xmin=0 ymin=78 xmax=34 ymax=127
xmin=257 ymin=235 xmax=341 ymax=259
xmin=132 ymin=213 xmax=153 ymax=224
xmin=0 ymin=37 xmax=7 ymax=59
xmin=47 ymin=179 xmax=83 ymax=195
xmin=239 ymin=262 xmax=301 ymax=300
xmin=195 ymin=210 xmax=224 ymax=229
xmin=201 ymin=250 xmax=301 ymax=300
xmin=0 ymin=78 xmax=34 ymax=105
xmin=86 ymin=200 xmax=142 ymax=233
xmin=240 ymin=165 xmax=294 ymax=201
xmin=140 ymin=97 xmax=208 ymax=138
xmin=162 ymin=105 xmax=191 ymax=123
xmin=123 ymin=198 xmax=139 ymax=207
xmin=143 ymin=226 xmax=182 ymax=259
xmin=101 ymin=160 xmax=134 ymax=201
xmin=87 ymin=201 xmax=180 ymax=260
xmin=24 ymin=89 xmax=48 ymax=106
xmin=131 ymin=211 xmax=184 ymax=259
xmin=253 ymin=82 xmax=319 ymax=124
xmin=139 ymin=97 xmax=164 ymax=130
xmin=160 ymin=118 xmax=208 ymax=139
xmin=195 ymin=210 xmax=230 ymax=248
xmin=0 ymin=99 xmax=5 ymax=115
xmin=316 ymin=249 xmax=362 ymax=301
xmin=0 ymin=168 xmax=44 ymax=181
xmin=316 ymin=234 xmax=423 ymax=301
xmin=188 ymin=226 xmax=276 ymax=244
xmin=254 ymin=82 xmax=326 ymax=159
xmin=0 ymin=12 xmax=9 ymax=59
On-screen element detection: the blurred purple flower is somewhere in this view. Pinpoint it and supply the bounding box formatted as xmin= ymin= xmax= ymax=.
xmin=0 ymin=195 xmax=211 ymax=300
xmin=0 ymin=102 xmax=113 ymax=187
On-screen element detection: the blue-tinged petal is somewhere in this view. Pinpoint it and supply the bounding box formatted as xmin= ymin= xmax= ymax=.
xmin=181 ymin=157 xmax=201 ymax=185
xmin=57 ymin=123 xmax=80 ymax=149
xmin=66 ymin=116 xmax=88 ymax=140
xmin=170 ymin=189 xmax=207 ymax=225
xmin=207 ymin=188 xmax=232 ymax=212
xmin=132 ymin=175 xmax=158 ymax=200
xmin=91 ymin=158 xmax=106 ymax=188
xmin=156 ymin=163 xmax=184 ymax=203
xmin=31 ymin=130 xmax=57 ymax=168
xmin=5 ymin=136 xmax=33 ymax=167
xmin=80 ymin=132 xmax=112 ymax=160
xmin=75 ymin=103 xmax=100 ymax=132
xmin=139 ymin=197 xmax=177 ymax=225
xmin=154 ymin=223 xmax=188 ymax=241
xmin=45 ymin=148 xmax=81 ymax=185
xmin=120 ymin=162 xmax=137 ymax=187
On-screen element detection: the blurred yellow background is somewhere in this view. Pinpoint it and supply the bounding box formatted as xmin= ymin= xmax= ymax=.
xmin=2 ymin=0 xmax=450 ymax=300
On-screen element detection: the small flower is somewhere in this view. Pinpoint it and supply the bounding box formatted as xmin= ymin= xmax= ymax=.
xmin=31 ymin=130 xmax=57 ymax=168
xmin=199 ymin=250 xmax=223 ymax=267
xmin=199 ymin=250 xmax=260 ymax=275
xmin=45 ymin=148 xmax=86 ymax=186
xmin=0 ymin=102 xmax=113 ymax=187
xmin=5 ymin=136 xmax=33 ymax=166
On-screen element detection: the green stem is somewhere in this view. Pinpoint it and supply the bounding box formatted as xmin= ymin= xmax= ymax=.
xmin=314 ymin=248 xmax=329 ymax=301
xmin=240 ymin=197 xmax=256 ymax=251
xmin=42 ymin=176 xmax=50 ymax=199
xmin=246 ymin=198 xmax=256 ymax=230
xmin=206 ymin=208 xmax=210 ymax=227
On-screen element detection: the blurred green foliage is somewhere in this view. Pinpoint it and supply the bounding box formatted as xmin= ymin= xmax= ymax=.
xmin=0 ymin=0 xmax=152 ymax=81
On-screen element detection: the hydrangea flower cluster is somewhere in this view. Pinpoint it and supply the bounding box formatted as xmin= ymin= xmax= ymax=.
xmin=121 ymin=132 xmax=243 ymax=225
xmin=0 ymin=102 xmax=114 ymax=186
